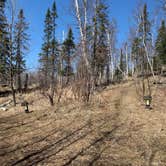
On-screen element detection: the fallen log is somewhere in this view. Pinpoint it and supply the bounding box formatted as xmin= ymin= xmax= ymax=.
xmin=0 ymin=100 xmax=13 ymax=111
xmin=0 ymin=100 xmax=12 ymax=108
xmin=0 ymin=90 xmax=11 ymax=97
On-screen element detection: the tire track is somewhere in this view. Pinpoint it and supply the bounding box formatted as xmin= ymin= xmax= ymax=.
xmin=9 ymin=113 xmax=116 ymax=166
xmin=0 ymin=119 xmax=74 ymax=156
xmin=0 ymin=114 xmax=46 ymax=132
xmin=33 ymin=115 xmax=122 ymax=166
xmin=10 ymin=122 xmax=90 ymax=166
xmin=62 ymin=125 xmax=121 ymax=166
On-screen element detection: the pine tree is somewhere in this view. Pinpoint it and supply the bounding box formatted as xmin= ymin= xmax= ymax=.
xmin=139 ymin=4 xmax=152 ymax=74
xmin=132 ymin=3 xmax=153 ymax=97
xmin=39 ymin=8 xmax=52 ymax=87
xmin=50 ymin=1 xmax=58 ymax=83
xmin=117 ymin=49 xmax=125 ymax=81
xmin=97 ymin=1 xmax=109 ymax=46
xmin=39 ymin=1 xmax=58 ymax=105
xmin=14 ymin=9 xmax=29 ymax=92
xmin=119 ymin=49 xmax=126 ymax=73
xmin=155 ymin=20 xmax=166 ymax=65
xmin=8 ymin=0 xmax=17 ymax=106
xmin=131 ymin=37 xmax=141 ymax=71
xmin=51 ymin=1 xmax=57 ymax=38
xmin=132 ymin=4 xmax=152 ymax=77
xmin=0 ymin=0 xmax=9 ymax=84
xmin=49 ymin=1 xmax=58 ymax=105
xmin=92 ymin=0 xmax=109 ymax=85
xmin=139 ymin=4 xmax=151 ymax=44
xmin=63 ymin=28 xmax=75 ymax=84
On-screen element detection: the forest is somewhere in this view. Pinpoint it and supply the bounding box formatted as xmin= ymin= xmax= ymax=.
xmin=0 ymin=0 xmax=166 ymax=165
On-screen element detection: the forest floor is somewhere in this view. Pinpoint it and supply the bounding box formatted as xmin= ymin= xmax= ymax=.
xmin=0 ymin=80 xmax=166 ymax=166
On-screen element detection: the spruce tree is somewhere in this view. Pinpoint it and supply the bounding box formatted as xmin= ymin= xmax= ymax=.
xmin=92 ymin=0 xmax=109 ymax=85
xmin=49 ymin=1 xmax=58 ymax=105
xmin=131 ymin=37 xmax=141 ymax=71
xmin=139 ymin=4 xmax=151 ymax=43
xmin=39 ymin=8 xmax=52 ymax=87
xmin=117 ymin=49 xmax=124 ymax=82
xmin=155 ymin=20 xmax=166 ymax=65
xmin=50 ymin=1 xmax=58 ymax=81
xmin=14 ymin=9 xmax=29 ymax=92
xmin=51 ymin=1 xmax=57 ymax=38
xmin=133 ymin=3 xmax=152 ymax=97
xmin=0 ymin=0 xmax=9 ymax=83
xmin=139 ymin=3 xmax=151 ymax=73
xmin=39 ymin=1 xmax=58 ymax=105
xmin=63 ymin=28 xmax=75 ymax=84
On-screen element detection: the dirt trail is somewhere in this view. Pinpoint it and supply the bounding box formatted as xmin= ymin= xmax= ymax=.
xmin=0 ymin=82 xmax=165 ymax=166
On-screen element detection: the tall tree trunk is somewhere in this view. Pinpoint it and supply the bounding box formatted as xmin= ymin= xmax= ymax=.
xmin=17 ymin=69 xmax=22 ymax=93
xmin=106 ymin=63 xmax=110 ymax=85
xmin=59 ymin=52 xmax=63 ymax=87
xmin=10 ymin=71 xmax=16 ymax=106
xmin=74 ymin=0 xmax=91 ymax=74
xmin=49 ymin=52 xmax=56 ymax=106
xmin=9 ymin=0 xmax=16 ymax=106
xmin=66 ymin=51 xmax=71 ymax=85
xmin=125 ymin=43 xmax=129 ymax=79
xmin=24 ymin=73 xmax=28 ymax=92
xmin=74 ymin=0 xmax=93 ymax=101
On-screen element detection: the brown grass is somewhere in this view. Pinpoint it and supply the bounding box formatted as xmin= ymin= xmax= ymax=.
xmin=0 ymin=79 xmax=166 ymax=166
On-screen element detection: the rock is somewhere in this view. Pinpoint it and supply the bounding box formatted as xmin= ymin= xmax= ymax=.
xmin=0 ymin=107 xmax=8 ymax=111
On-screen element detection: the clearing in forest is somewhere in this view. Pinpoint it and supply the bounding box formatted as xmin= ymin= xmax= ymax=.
xmin=0 ymin=81 xmax=166 ymax=166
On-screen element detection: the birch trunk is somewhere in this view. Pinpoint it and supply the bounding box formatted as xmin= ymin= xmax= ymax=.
xmin=125 ymin=43 xmax=129 ymax=79
xmin=74 ymin=0 xmax=91 ymax=74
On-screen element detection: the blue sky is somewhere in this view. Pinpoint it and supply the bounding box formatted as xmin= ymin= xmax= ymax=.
xmin=14 ymin=0 xmax=159 ymax=71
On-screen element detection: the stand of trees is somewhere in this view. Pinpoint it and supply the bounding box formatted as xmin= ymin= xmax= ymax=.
xmin=0 ymin=0 xmax=8 ymax=84
xmin=0 ymin=0 xmax=29 ymax=105
xmin=0 ymin=0 xmax=166 ymax=107
xmin=155 ymin=20 xmax=166 ymax=67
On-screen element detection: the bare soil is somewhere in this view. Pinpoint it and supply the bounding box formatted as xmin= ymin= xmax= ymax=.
xmin=0 ymin=81 xmax=166 ymax=166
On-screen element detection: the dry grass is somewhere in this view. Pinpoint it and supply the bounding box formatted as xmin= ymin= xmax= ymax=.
xmin=0 ymin=79 xmax=166 ymax=166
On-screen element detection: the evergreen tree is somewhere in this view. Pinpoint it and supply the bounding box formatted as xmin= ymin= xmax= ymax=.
xmin=0 ymin=0 xmax=9 ymax=83
xmin=63 ymin=28 xmax=75 ymax=84
xmin=14 ymin=9 xmax=29 ymax=92
xmin=115 ymin=49 xmax=124 ymax=82
xmin=8 ymin=0 xmax=17 ymax=106
xmin=50 ymin=1 xmax=58 ymax=81
xmin=97 ymin=1 xmax=109 ymax=46
xmin=51 ymin=1 xmax=57 ymax=38
xmin=39 ymin=8 xmax=52 ymax=87
xmin=132 ymin=3 xmax=152 ymax=76
xmin=49 ymin=1 xmax=59 ymax=105
xmin=39 ymin=1 xmax=58 ymax=105
xmin=139 ymin=4 xmax=151 ymax=44
xmin=119 ymin=49 xmax=125 ymax=73
xmin=155 ymin=20 xmax=166 ymax=65
xmin=91 ymin=0 xmax=109 ymax=85
xmin=131 ymin=37 xmax=141 ymax=71
xmin=132 ymin=3 xmax=153 ymax=97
